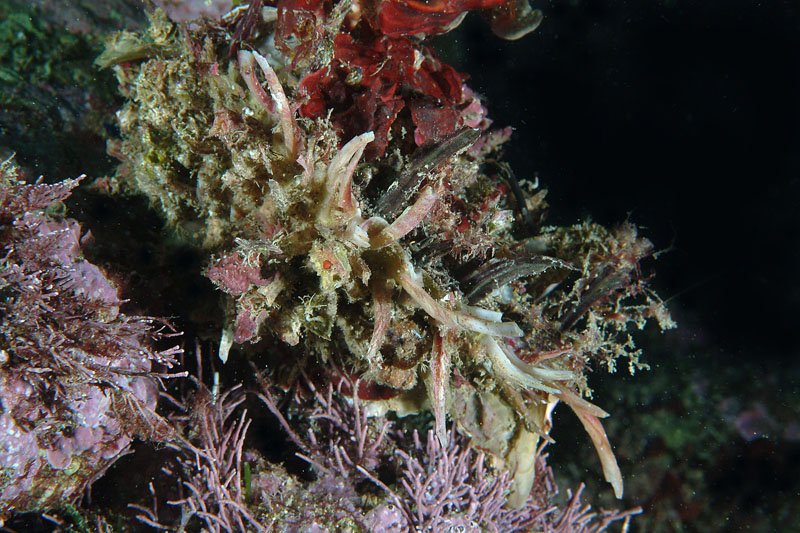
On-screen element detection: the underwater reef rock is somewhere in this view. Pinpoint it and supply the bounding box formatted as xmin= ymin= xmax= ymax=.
xmin=92 ymin=1 xmax=675 ymax=528
xmin=0 ymin=158 xmax=181 ymax=522
xmin=0 ymin=1 xmax=122 ymax=179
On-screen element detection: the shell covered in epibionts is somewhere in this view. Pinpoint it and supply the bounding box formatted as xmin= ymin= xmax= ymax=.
xmin=103 ymin=4 xmax=674 ymax=501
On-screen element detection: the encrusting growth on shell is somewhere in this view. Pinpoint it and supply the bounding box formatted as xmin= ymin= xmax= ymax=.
xmin=104 ymin=2 xmax=674 ymax=506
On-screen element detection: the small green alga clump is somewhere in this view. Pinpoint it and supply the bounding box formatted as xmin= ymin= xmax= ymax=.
xmin=101 ymin=7 xmax=674 ymax=502
xmin=0 ymin=2 xmax=119 ymax=178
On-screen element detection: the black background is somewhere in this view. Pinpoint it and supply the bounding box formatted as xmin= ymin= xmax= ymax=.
xmin=439 ymin=0 xmax=800 ymax=360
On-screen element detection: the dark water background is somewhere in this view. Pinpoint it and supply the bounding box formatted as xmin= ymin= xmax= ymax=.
xmin=438 ymin=2 xmax=800 ymax=531
xmin=440 ymin=0 xmax=800 ymax=360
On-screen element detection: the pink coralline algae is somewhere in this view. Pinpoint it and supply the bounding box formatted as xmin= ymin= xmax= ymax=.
xmin=0 ymin=158 xmax=181 ymax=521
xmin=247 ymin=370 xmax=642 ymax=532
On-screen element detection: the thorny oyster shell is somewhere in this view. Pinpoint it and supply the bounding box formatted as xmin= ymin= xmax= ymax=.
xmin=102 ymin=4 xmax=674 ymax=501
